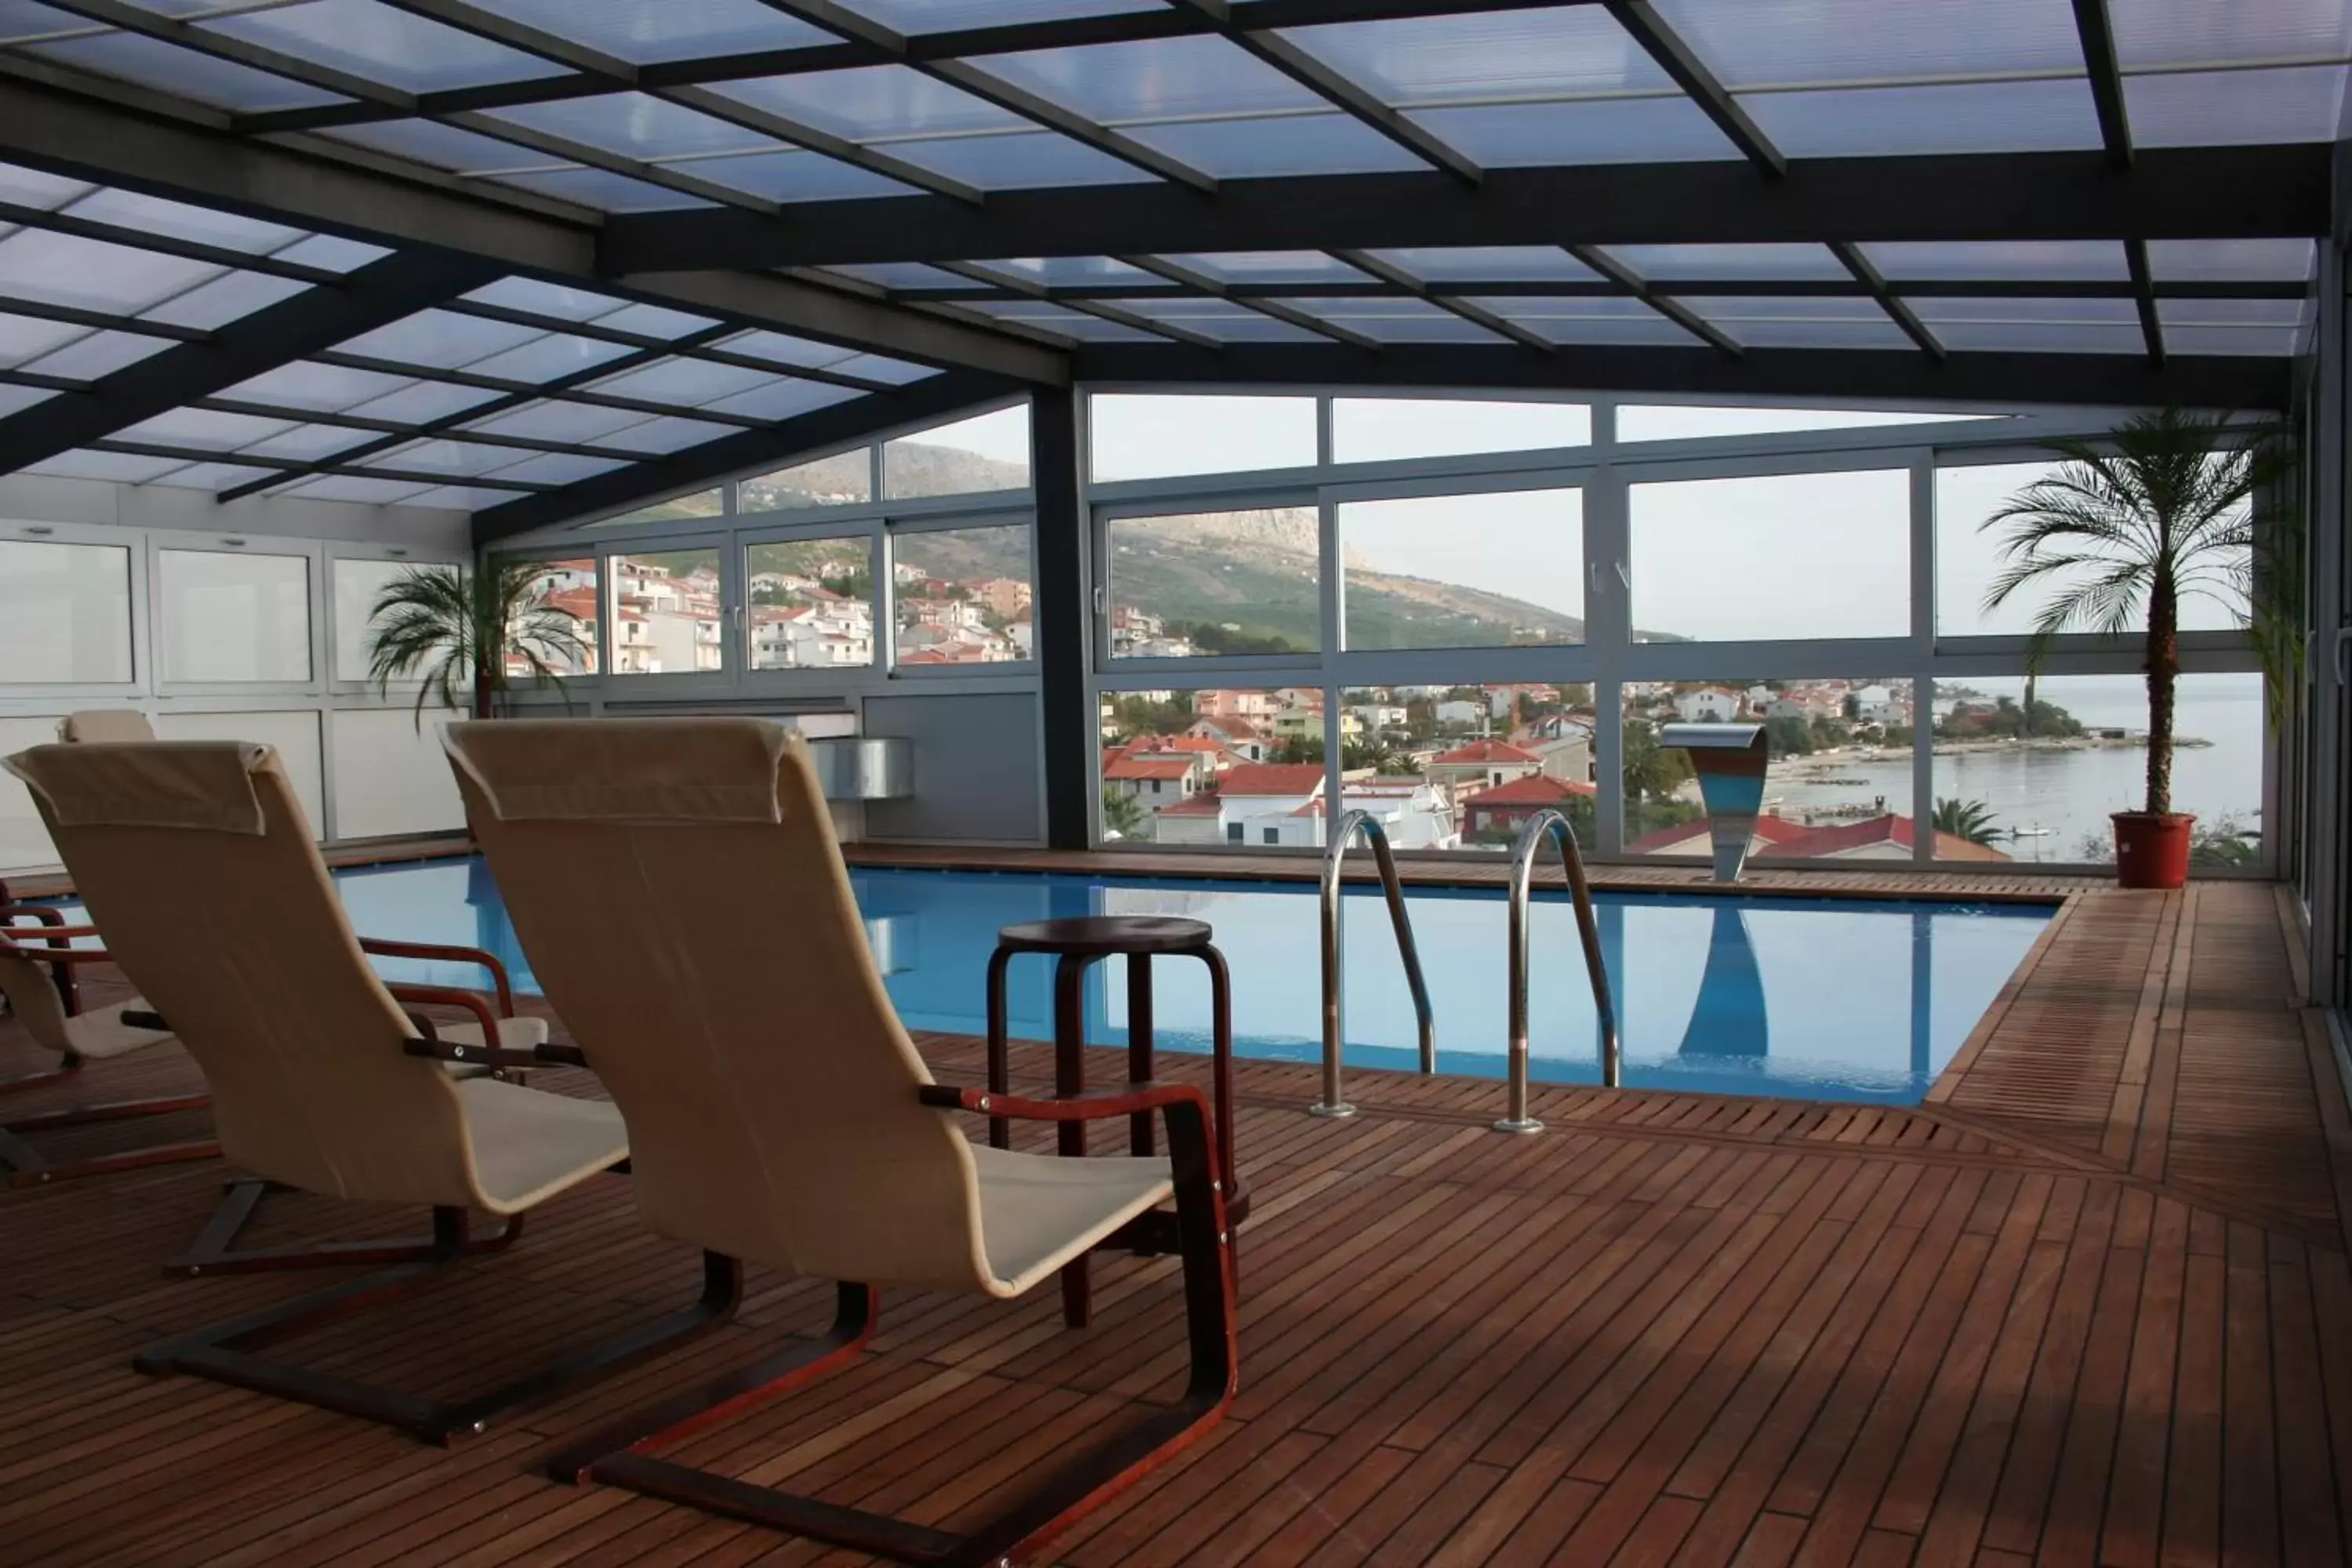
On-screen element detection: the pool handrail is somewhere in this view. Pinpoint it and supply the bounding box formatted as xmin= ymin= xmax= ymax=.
xmin=1501 ymin=808 xmax=1621 ymax=1133
xmin=1315 ymin=808 xmax=1436 ymax=1119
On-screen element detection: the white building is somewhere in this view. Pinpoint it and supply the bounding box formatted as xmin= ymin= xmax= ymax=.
xmin=1674 ymin=688 xmax=1740 ymax=723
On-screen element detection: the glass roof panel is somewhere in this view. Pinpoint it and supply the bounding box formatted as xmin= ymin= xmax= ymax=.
xmin=971 ymin=36 xmax=1327 ymax=120
xmin=283 ymin=474 xmax=436 ymax=503
xmin=1912 ymin=296 xmax=2142 ymax=324
xmin=596 ymin=416 xmax=739 ymax=454
xmin=463 ymin=401 xmax=651 ymax=445
xmin=1369 ymin=247 xmax=1598 ymax=283
xmin=1283 ymin=303 xmax=1506 ymax=343
xmin=28 ymin=33 xmax=350 ymax=111
xmin=884 ymin=131 xmax=1159 ymax=189
xmin=0 ymin=161 xmax=93 ymax=210
xmin=28 ymin=448 xmax=191 ymax=482
xmin=1648 ymin=0 xmax=2083 ymax=89
xmin=0 ymin=385 xmax=56 ymax=418
xmin=324 ymin=119 xmax=543 ymax=173
xmin=1693 ymin=301 xmax=1915 ymax=349
xmin=711 ymin=65 xmax=1022 ymax=138
xmin=485 ymin=93 xmax=780 ymax=160
xmin=220 ymin=361 xmax=411 ymax=412
xmin=140 ymin=270 xmax=310 ymax=329
xmin=1740 ymin=78 xmax=2103 ymax=156
xmin=474 ymin=452 xmax=626 ymax=485
xmin=586 ymin=358 xmax=778 ymax=406
xmin=21 ymin=331 xmax=171 ymax=379
xmin=2157 ymin=298 xmax=2311 ymax=328
xmin=0 ymin=313 xmax=94 ymax=367
xmin=2112 ymin=0 xmax=2352 ymax=67
xmin=342 ymin=381 xmax=503 ymax=423
xmin=1605 ymin=244 xmax=1848 ymax=281
xmin=201 ymin=0 xmax=574 ymax=93
xmin=147 ymin=462 xmax=279 ymax=492
xmin=269 ymin=234 xmax=390 ymax=272
xmin=462 ymin=333 xmax=638 ymax=383
xmin=0 ymin=228 xmax=222 ymax=312
xmin=459 ymin=0 xmax=835 ymax=64
xmin=489 ymin=168 xmax=717 ymax=212
xmin=1161 ymin=252 xmax=1370 ymax=286
xmin=968 ymin=256 xmax=1168 ymax=289
xmin=595 ymin=302 xmax=721 ymax=339
xmin=829 ymin=354 xmax=937 ymax=383
xmin=1466 ymin=296 xmax=1701 ymax=346
xmin=700 ymin=379 xmax=863 ymax=420
xmin=1098 ymin=296 xmax=1329 ymax=342
xmin=1861 ymin=240 xmax=2129 ymax=281
xmin=713 ymin=328 xmax=860 ymax=369
xmin=0 ymin=2 xmax=84 ymax=44
xmin=832 ymin=0 xmax=1169 ymax=34
xmin=1694 ymin=296 xmax=1893 ymax=321
xmin=2125 ymin=67 xmax=2349 ymax=147
xmin=60 ymin=189 xmax=304 ymax=254
xmin=114 ymin=408 xmax=295 ymax=451
xmin=402 ymin=485 xmax=519 ymax=510
xmin=463 ymin=277 xmax=635 ymax=321
xmin=821 ymin=262 xmax=972 ymax=291
xmin=1131 ymin=115 xmax=1432 ymax=178
xmin=335 ymin=310 xmax=539 ymax=369
xmin=1408 ymin=99 xmax=1738 ymax=166
xmin=1927 ymin=321 xmax=2145 ymax=354
xmin=681 ymin=151 xmax=914 ymax=203
xmin=234 ymin=423 xmax=378 ymax=461
xmin=1282 ymin=10 xmax=1670 ymax=104
xmin=961 ymin=300 xmax=1164 ymax=340
xmin=368 ymin=437 xmax=535 ymax=477
xmin=2161 ymin=325 xmax=2310 ymax=357
xmin=2145 ymin=239 xmax=2318 ymax=283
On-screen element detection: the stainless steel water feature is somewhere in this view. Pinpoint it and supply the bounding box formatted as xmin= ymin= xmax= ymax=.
xmin=1499 ymin=808 xmax=1621 ymax=1132
xmin=1657 ymin=722 xmax=1769 ymax=882
xmin=1313 ymin=809 xmax=1436 ymax=1119
xmin=805 ymin=736 xmax=913 ymax=801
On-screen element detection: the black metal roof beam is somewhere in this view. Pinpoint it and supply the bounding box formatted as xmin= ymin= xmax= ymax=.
xmin=1163 ymin=0 xmax=1483 ymax=183
xmin=2126 ymin=237 xmax=2165 ymax=366
xmin=749 ymin=0 xmax=1221 ymax=193
xmin=2071 ymin=0 xmax=2132 ymax=170
xmin=602 ymin=146 xmax=2329 ymax=270
xmin=1602 ymin=1 xmax=1784 ymax=176
xmin=1112 ymin=256 xmax=1385 ymax=348
xmin=474 ymin=368 xmax=1013 ymax=545
xmin=819 ymin=276 xmax=2317 ymax=303
xmin=0 ymin=249 xmax=496 ymax=475
xmin=87 ymin=437 xmax=552 ymax=491
xmin=932 ymin=262 xmax=1219 ymax=349
xmin=1324 ymin=249 xmax=1555 ymax=350
xmin=0 ymin=295 xmax=210 ymax=342
xmin=1565 ymin=245 xmax=1740 ymax=354
xmin=1828 ymin=241 xmax=1944 ymax=359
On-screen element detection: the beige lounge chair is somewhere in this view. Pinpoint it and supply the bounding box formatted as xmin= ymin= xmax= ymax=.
xmin=2 ymin=739 xmax=739 ymax=1443
xmin=445 ymin=717 xmax=1236 ymax=1568
xmin=58 ymin=710 xmax=155 ymax=743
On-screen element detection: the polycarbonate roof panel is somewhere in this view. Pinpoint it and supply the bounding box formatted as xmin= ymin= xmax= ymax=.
xmin=830 ymin=0 xmax=1170 ymax=34
xmin=1408 ymin=98 xmax=1739 ymax=166
xmin=1915 ymin=296 xmax=2142 ymax=324
xmin=1468 ymin=295 xmax=1701 ymax=346
xmin=0 ymin=229 xmax=224 ymax=314
xmin=475 ymin=452 xmax=626 ymax=485
xmin=2111 ymin=0 xmax=2352 ymax=67
xmin=713 ymin=328 xmax=862 ymax=369
xmin=595 ymin=416 xmax=739 ymax=454
xmin=284 ymin=474 xmax=436 ymax=503
xmin=1649 ymin=0 xmax=2084 ymax=89
xmin=200 ymin=0 xmax=574 ymax=93
xmin=1911 ymin=296 xmax=2145 ymax=354
xmin=2162 ymin=325 xmax=2312 ymax=357
xmin=1130 ymin=114 xmax=1431 ymax=177
xmin=968 ymin=256 xmax=1170 ymax=289
xmin=1606 ymin=244 xmax=1848 ymax=281
xmin=1098 ymin=296 xmax=1330 ymax=343
xmin=1758 ymin=78 xmax=2104 ymax=156
xmin=2145 ymin=239 xmax=2318 ymax=282
xmin=961 ymin=300 xmax=1165 ymax=341
xmin=458 ymin=0 xmax=835 ymax=64
xmin=2125 ymin=67 xmax=2350 ymax=147
xmin=701 ymin=379 xmax=863 ymax=421
xmin=0 ymin=162 xmax=93 ymax=210
xmin=711 ymin=65 xmax=1024 ymax=138
xmin=336 ymin=310 xmax=540 ymax=370
xmin=114 ymin=408 xmax=295 ymax=451
xmin=234 ymin=423 xmax=378 ymax=461
xmin=0 ymin=385 xmax=56 ymax=418
xmin=684 ymin=151 xmax=914 ymax=203
xmin=27 ymin=33 xmax=350 ymax=112
xmin=1162 ymin=252 xmax=1371 ymax=286
xmin=595 ymin=302 xmax=720 ymax=339
xmin=64 ymin=189 xmax=304 ymax=254
xmin=463 ymin=278 xmax=641 ymax=322
xmin=485 ymin=94 xmax=780 ymax=160
xmin=885 ymin=131 xmax=1159 ymax=188
xmin=464 ymin=400 xmax=651 ymax=445
xmin=1691 ymin=298 xmax=1913 ymax=349
xmin=20 ymin=331 xmax=170 ymax=379
xmin=2158 ymin=298 xmax=2312 ymax=328
xmin=343 ymin=380 xmax=503 ymax=423
xmin=403 ymin=485 xmax=521 ymax=510
xmin=586 ymin=358 xmax=778 ymax=406
xmin=463 ymin=333 xmax=639 ymax=383
xmin=270 ymin=235 xmax=390 ymax=272
xmin=0 ymin=313 xmax=96 ymax=366
xmin=1370 ymin=247 xmax=1599 ymax=283
xmin=822 ymin=262 xmax=980 ymax=291
xmin=1281 ymin=299 xmax=1506 ymax=343
xmin=23 ymin=448 xmax=188 ymax=482
xmin=141 ymin=270 xmax=309 ymax=329
xmin=324 ymin=119 xmax=544 ymax=174
xmin=368 ymin=437 xmax=539 ymax=478
xmin=147 ymin=462 xmax=278 ymax=492
xmin=490 ymin=167 xmax=717 ymax=212
xmin=220 ymin=361 xmax=411 ymax=412
xmin=970 ymin=36 xmax=1328 ymax=120
xmin=1862 ymin=240 xmax=2130 ymax=281
xmin=0 ymin=2 xmax=82 ymax=43
xmin=1280 ymin=10 xmax=1671 ymax=104
xmin=830 ymin=353 xmax=937 ymax=384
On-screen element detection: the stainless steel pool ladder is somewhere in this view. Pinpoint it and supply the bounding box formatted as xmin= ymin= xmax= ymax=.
xmin=1499 ymin=808 xmax=1621 ymax=1133
xmin=1313 ymin=809 xmax=1436 ymax=1119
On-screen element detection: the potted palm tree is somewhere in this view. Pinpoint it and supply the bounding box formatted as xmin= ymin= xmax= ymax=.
xmin=363 ymin=559 xmax=590 ymax=726
xmin=1984 ymin=408 xmax=2298 ymax=888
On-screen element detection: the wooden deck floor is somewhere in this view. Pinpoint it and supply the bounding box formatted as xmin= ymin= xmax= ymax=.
xmin=2 ymin=880 xmax=2346 ymax=1566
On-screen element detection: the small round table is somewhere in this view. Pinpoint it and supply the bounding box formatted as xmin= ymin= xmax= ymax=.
xmin=985 ymin=915 xmax=1243 ymax=1327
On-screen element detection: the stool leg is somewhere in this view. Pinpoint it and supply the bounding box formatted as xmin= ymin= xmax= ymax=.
xmin=1127 ymin=953 xmax=1154 ymax=1158
xmin=1199 ymin=944 xmax=1242 ymax=1287
xmin=1053 ymin=953 xmax=1092 ymax=1330
xmin=984 ymin=947 xmax=1014 ymax=1152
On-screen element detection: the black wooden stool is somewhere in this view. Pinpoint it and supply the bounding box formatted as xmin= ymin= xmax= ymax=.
xmin=984 ymin=915 xmax=1243 ymax=1328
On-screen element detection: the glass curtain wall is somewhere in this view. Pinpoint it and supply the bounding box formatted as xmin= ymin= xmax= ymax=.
xmin=1089 ymin=392 xmax=2274 ymax=873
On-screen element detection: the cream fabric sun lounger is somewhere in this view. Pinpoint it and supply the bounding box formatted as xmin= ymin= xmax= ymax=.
xmin=57 ymin=710 xmax=154 ymax=744
xmin=445 ymin=717 xmax=1236 ymax=1568
xmin=1 ymin=739 xmax=736 ymax=1443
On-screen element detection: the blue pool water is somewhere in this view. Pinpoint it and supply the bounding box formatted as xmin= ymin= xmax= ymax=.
xmin=304 ymin=857 xmax=2051 ymax=1108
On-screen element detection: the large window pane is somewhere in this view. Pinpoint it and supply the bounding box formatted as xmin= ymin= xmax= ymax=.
xmin=1340 ymin=488 xmax=1584 ymax=650
xmin=741 ymin=450 xmax=870 ymax=514
xmin=158 ymin=548 xmax=311 ymax=682
xmin=331 ymin=557 xmax=416 ymax=683
xmin=1106 ymin=506 xmax=1319 ymax=657
xmin=1332 ymin=398 xmax=1589 ymax=464
xmin=892 ymin=523 xmax=1032 ymax=666
xmin=1091 ymin=394 xmax=1318 ymax=481
xmin=1099 ymin=686 xmax=1330 ymax=849
xmin=1345 ymin=683 xmax=1588 ymax=851
xmin=518 ymin=557 xmax=599 ymax=675
xmin=0 ymin=541 xmax=132 ymax=683
xmin=1621 ymin=677 xmax=1919 ymax=856
xmin=1936 ymin=462 xmax=2246 ymax=637
xmin=1930 ymin=671 xmax=2263 ymax=865
xmin=608 ymin=548 xmax=722 ymax=675
xmin=883 ymin=405 xmax=1030 ymax=499
xmin=746 ymin=538 xmax=873 ymax=670
xmin=1628 ymin=469 xmax=1910 ymax=641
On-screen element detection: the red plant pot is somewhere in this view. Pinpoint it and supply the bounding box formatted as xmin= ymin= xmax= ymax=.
xmin=2111 ymin=811 xmax=2194 ymax=889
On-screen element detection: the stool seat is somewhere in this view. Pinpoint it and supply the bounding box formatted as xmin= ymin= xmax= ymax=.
xmin=995 ymin=916 xmax=1212 ymax=956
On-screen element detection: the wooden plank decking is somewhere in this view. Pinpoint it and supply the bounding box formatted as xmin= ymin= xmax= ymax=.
xmin=1 ymin=879 xmax=2345 ymax=1566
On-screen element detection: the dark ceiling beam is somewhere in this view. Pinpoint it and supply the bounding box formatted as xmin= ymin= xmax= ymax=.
xmin=1602 ymin=1 xmax=1783 ymax=176
xmin=0 ymin=249 xmax=497 ymax=474
xmin=603 ymin=145 xmax=2331 ymax=270
xmin=1566 ymin=245 xmax=1740 ymax=354
xmin=1112 ymin=255 xmax=1384 ymax=349
xmin=933 ymin=263 xmax=1213 ymax=348
xmin=2071 ymin=0 xmax=2133 ymax=170
xmin=1828 ymin=241 xmax=1944 ymax=359
xmin=0 ymin=76 xmax=1069 ymax=383
xmin=2125 ymin=238 xmax=2166 ymax=367
xmin=1327 ymin=249 xmax=1554 ymax=350
xmin=473 ymin=368 xmax=1012 ymax=544
xmin=846 ymin=277 xmax=2315 ymax=303
xmin=1163 ymin=0 xmax=1483 ymax=183
xmin=1069 ymin=341 xmax=2292 ymax=410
